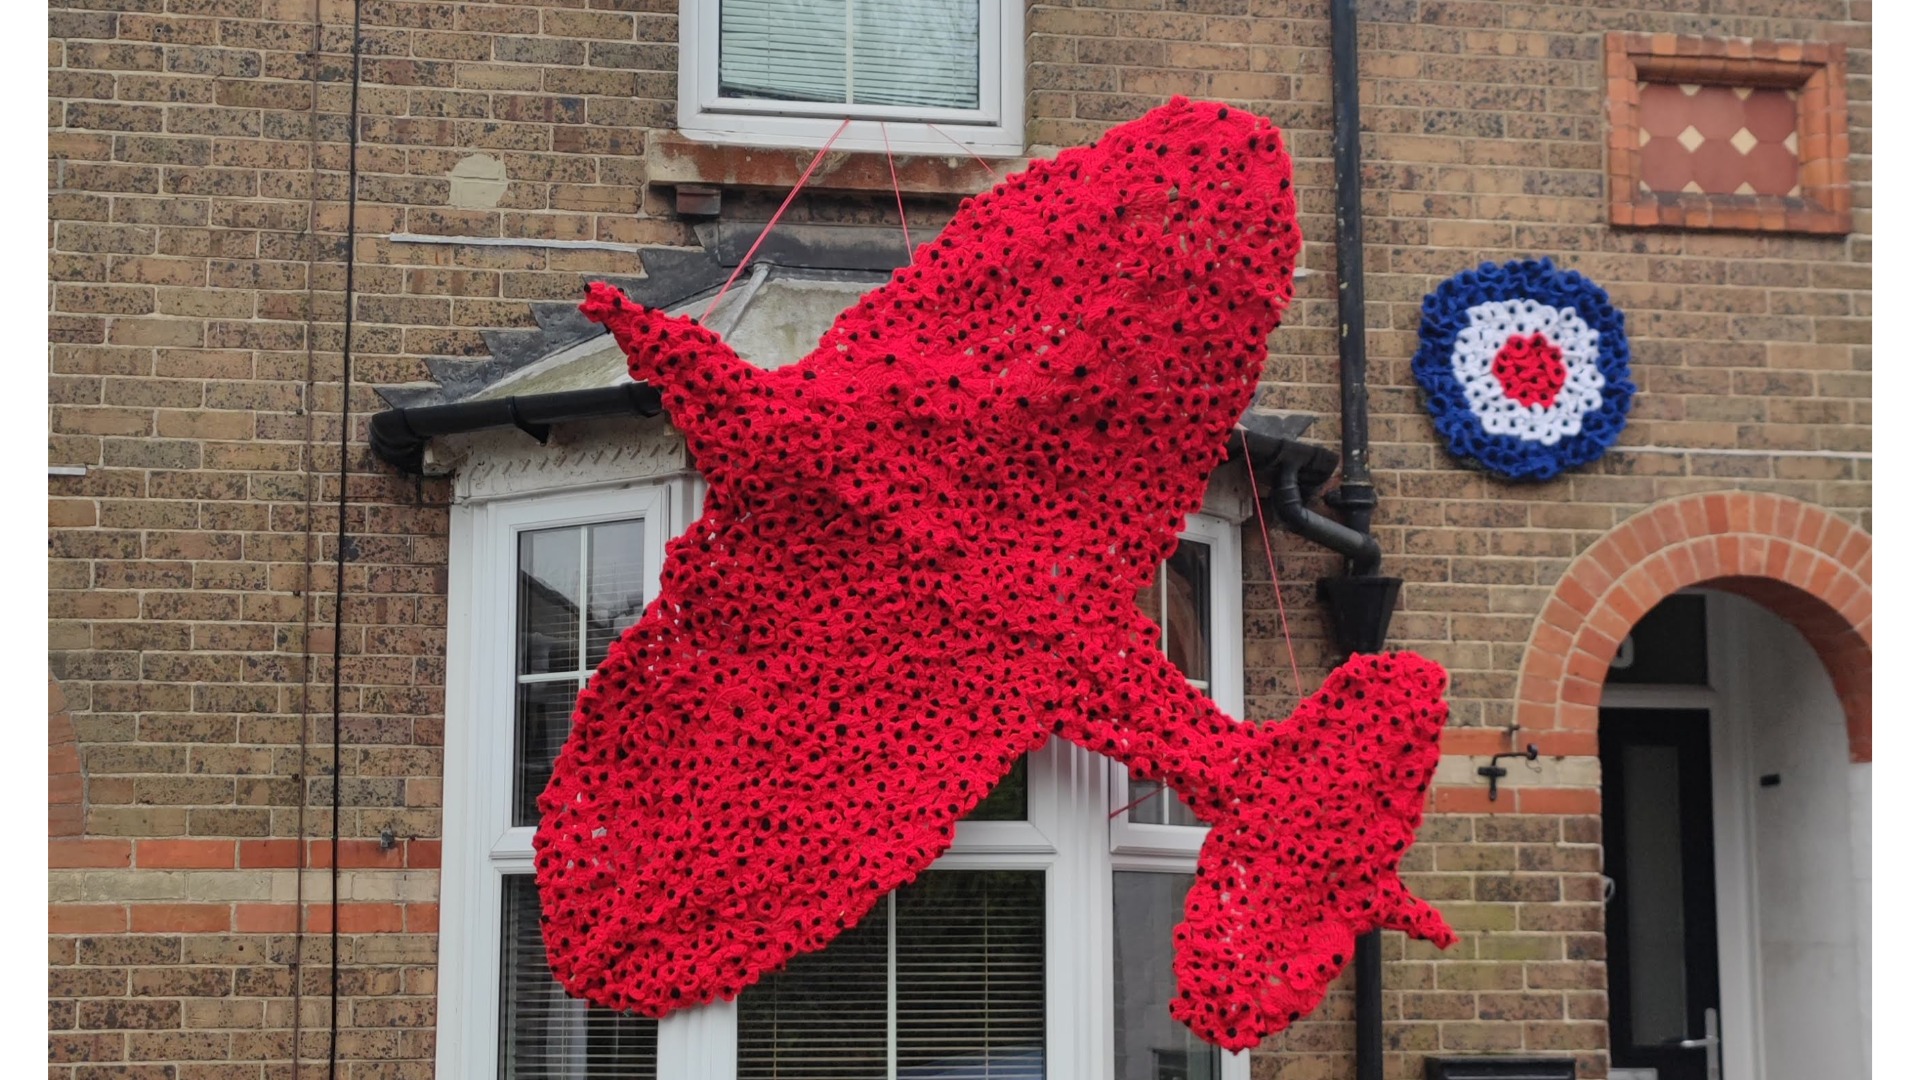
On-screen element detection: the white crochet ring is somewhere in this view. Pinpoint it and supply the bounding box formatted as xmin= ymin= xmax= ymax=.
xmin=1447 ymin=299 xmax=1606 ymax=447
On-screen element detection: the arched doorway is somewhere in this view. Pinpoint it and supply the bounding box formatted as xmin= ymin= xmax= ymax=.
xmin=1515 ymin=493 xmax=1871 ymax=1080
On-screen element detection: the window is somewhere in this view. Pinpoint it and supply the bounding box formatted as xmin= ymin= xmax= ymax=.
xmin=441 ymin=475 xmax=1247 ymax=1080
xmin=677 ymin=0 xmax=1025 ymax=157
xmin=439 ymin=483 xmax=681 ymax=1080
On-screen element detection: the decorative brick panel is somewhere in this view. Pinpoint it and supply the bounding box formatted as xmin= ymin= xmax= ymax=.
xmin=1606 ymin=32 xmax=1853 ymax=234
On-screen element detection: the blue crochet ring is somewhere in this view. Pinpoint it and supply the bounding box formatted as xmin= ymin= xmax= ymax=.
xmin=1412 ymin=258 xmax=1633 ymax=482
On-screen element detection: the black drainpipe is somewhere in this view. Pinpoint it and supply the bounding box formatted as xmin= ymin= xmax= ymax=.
xmin=1327 ymin=4 xmax=1392 ymax=1080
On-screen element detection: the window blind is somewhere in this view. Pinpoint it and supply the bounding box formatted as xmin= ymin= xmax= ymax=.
xmin=500 ymin=876 xmax=658 ymax=1080
xmin=718 ymin=0 xmax=983 ymax=111
xmin=738 ymin=870 xmax=1046 ymax=1079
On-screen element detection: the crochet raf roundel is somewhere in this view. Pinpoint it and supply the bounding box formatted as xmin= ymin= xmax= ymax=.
xmin=1412 ymin=257 xmax=1635 ymax=481
xmin=536 ymin=98 xmax=1457 ymax=1052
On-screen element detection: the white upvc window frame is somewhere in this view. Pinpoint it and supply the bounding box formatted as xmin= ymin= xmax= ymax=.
xmin=440 ymin=485 xmax=1247 ymax=1080
xmin=438 ymin=478 xmax=690 ymax=1080
xmin=1110 ymin=513 xmax=1245 ymax=861
xmin=676 ymin=0 xmax=1027 ymax=157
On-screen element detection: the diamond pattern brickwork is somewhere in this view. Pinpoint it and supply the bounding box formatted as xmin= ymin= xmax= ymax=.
xmin=1606 ymin=33 xmax=1853 ymax=234
xmin=1637 ymin=82 xmax=1801 ymax=197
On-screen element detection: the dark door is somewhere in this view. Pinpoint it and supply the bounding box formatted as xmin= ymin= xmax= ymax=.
xmin=1600 ymin=709 xmax=1722 ymax=1080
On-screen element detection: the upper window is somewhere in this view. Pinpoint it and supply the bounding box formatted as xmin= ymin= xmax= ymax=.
xmin=440 ymin=476 xmax=1245 ymax=1080
xmin=677 ymin=0 xmax=1025 ymax=157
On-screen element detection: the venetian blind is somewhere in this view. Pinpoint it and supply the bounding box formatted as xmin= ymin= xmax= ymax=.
xmin=500 ymin=876 xmax=658 ymax=1080
xmin=717 ymin=0 xmax=983 ymax=111
xmin=737 ymin=870 xmax=1047 ymax=1078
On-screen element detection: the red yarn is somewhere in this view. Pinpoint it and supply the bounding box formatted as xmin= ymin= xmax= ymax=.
xmin=1491 ymin=330 xmax=1568 ymax=407
xmin=536 ymin=98 xmax=1455 ymax=1052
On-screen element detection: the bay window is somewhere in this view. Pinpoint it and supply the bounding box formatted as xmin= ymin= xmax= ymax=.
xmin=441 ymin=474 xmax=1248 ymax=1079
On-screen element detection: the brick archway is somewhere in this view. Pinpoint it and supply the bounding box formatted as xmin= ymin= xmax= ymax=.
xmin=1518 ymin=492 xmax=1872 ymax=762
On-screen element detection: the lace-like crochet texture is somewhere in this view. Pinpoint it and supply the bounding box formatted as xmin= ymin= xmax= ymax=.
xmin=1412 ymin=257 xmax=1634 ymax=481
xmin=535 ymin=98 xmax=1457 ymax=1051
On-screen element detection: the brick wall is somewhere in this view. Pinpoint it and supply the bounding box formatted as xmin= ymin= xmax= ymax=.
xmin=48 ymin=2 xmax=1870 ymax=1079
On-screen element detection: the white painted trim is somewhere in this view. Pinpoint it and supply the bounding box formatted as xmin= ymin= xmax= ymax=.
xmin=677 ymin=0 xmax=1026 ymax=157
xmin=434 ymin=501 xmax=484 ymax=1080
xmin=387 ymin=232 xmax=652 ymax=253
xmin=437 ymin=481 xmax=678 ymax=1080
xmin=1613 ymin=445 xmax=1871 ymax=460
xmin=1707 ymin=593 xmax=1766 ymax=1080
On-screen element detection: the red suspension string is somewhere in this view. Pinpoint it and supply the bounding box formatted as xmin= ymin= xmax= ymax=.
xmin=701 ymin=117 xmax=854 ymax=322
xmin=880 ymin=122 xmax=913 ymax=260
xmin=1242 ymin=428 xmax=1305 ymax=700
xmin=925 ymin=122 xmax=1000 ymax=178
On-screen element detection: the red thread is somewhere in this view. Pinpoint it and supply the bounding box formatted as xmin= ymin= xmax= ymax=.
xmin=1241 ymin=428 xmax=1304 ymax=700
xmin=925 ymin=122 xmax=1000 ymax=178
xmin=701 ymin=117 xmax=853 ymax=322
xmin=552 ymin=99 xmax=1454 ymax=1052
xmin=880 ymin=122 xmax=913 ymax=260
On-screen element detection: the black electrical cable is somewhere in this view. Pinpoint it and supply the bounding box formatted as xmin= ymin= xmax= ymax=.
xmin=327 ymin=3 xmax=364 ymax=1078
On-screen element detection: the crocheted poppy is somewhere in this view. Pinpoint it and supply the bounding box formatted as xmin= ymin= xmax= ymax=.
xmin=1412 ymin=258 xmax=1634 ymax=481
xmin=535 ymin=98 xmax=1455 ymax=1052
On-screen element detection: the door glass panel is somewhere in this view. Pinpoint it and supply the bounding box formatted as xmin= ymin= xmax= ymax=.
xmin=1621 ymin=742 xmax=1690 ymax=1046
xmin=1114 ymin=872 xmax=1219 ymax=1080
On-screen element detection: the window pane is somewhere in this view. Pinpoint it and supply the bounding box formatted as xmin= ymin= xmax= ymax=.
xmin=1124 ymin=777 xmax=1200 ymax=828
xmin=584 ymin=519 xmax=649 ymax=667
xmin=850 ymin=1 xmax=980 ymax=110
xmin=1163 ymin=541 xmax=1210 ymax=686
xmin=964 ymin=754 xmax=1029 ymax=821
xmin=519 ymin=527 xmax=582 ymax=675
xmin=1621 ymin=743 xmax=1691 ymax=1045
xmin=500 ymin=875 xmax=657 ymax=1080
xmin=1113 ymin=873 xmax=1219 ymax=1080
xmin=718 ymin=0 xmax=981 ymax=111
xmin=515 ymin=679 xmax=580 ymax=827
xmin=739 ymin=871 xmax=1047 ymax=1079
xmin=1129 ymin=539 xmax=1211 ymax=828
xmin=515 ymin=518 xmax=647 ymax=826
xmin=1608 ymin=594 xmax=1709 ymax=686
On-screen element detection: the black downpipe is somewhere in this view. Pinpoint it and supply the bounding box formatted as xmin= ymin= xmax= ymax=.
xmin=327 ymin=4 xmax=365 ymax=1078
xmin=1329 ymin=0 xmax=1375 ymax=542
xmin=1328 ymin=4 xmax=1388 ymax=1080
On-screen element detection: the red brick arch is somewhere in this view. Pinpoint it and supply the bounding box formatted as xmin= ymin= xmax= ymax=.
xmin=1517 ymin=491 xmax=1872 ymax=762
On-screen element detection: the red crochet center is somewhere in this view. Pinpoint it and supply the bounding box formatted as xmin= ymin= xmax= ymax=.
xmin=1491 ymin=330 xmax=1569 ymax=408
xmin=535 ymin=98 xmax=1456 ymax=1052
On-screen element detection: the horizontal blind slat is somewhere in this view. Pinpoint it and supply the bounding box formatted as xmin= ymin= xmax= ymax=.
xmin=738 ymin=870 xmax=1045 ymax=1079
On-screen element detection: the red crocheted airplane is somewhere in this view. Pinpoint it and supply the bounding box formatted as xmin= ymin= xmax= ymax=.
xmin=535 ymin=98 xmax=1456 ymax=1051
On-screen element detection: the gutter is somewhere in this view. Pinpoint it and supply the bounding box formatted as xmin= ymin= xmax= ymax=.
xmin=367 ymin=383 xmax=663 ymax=474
